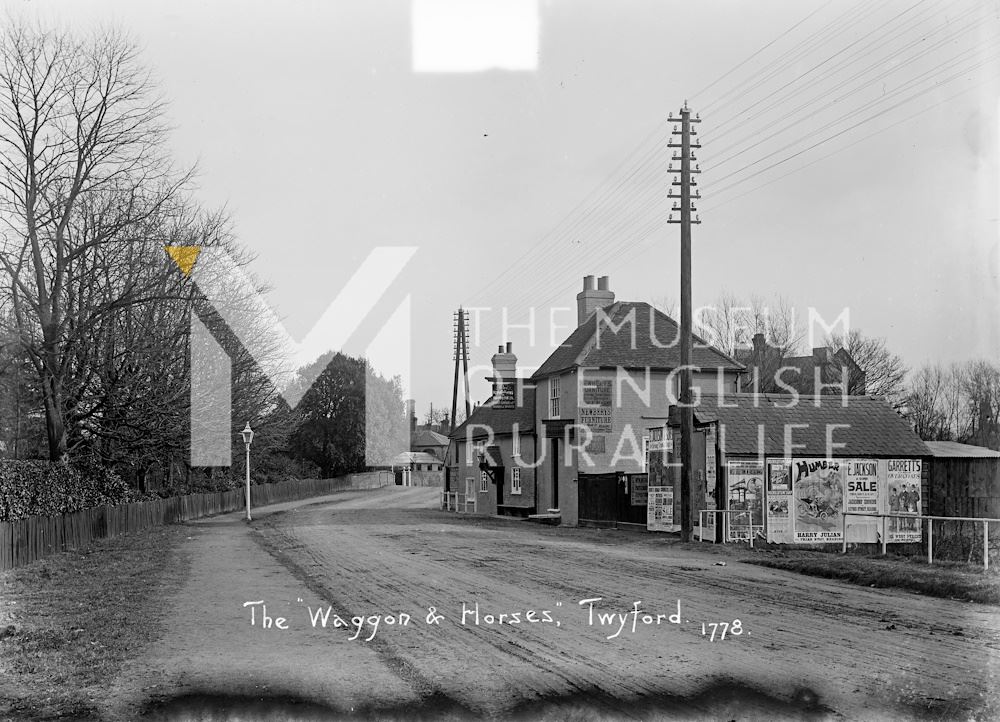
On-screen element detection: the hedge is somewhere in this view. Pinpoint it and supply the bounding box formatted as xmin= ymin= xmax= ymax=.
xmin=0 ymin=460 xmax=132 ymax=522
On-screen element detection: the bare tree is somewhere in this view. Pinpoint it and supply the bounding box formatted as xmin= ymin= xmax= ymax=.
xmin=826 ymin=329 xmax=907 ymax=405
xmin=0 ymin=22 xmax=190 ymax=461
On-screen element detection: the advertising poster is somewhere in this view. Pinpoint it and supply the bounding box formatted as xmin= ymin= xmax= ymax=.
xmin=630 ymin=474 xmax=649 ymax=506
xmin=705 ymin=425 xmax=717 ymax=488
xmin=647 ymin=486 xmax=675 ymax=532
xmin=766 ymin=459 xmax=793 ymax=544
xmin=885 ymin=459 xmax=922 ymax=543
xmin=791 ymin=459 xmax=844 ymax=543
xmin=579 ymin=378 xmax=612 ymax=432
xmin=844 ymin=459 xmax=879 ymax=543
xmin=726 ymin=460 xmax=764 ymax=542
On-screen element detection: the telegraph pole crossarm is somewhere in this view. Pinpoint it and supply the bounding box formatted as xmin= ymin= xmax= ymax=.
xmin=666 ymin=102 xmax=702 ymax=542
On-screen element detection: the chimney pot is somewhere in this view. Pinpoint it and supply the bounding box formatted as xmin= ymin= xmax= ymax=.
xmin=597 ymin=275 xmax=609 ymax=291
xmin=583 ymin=275 xmax=595 ymax=291
xmin=498 ymin=345 xmax=504 ymax=353
xmin=506 ymin=342 xmax=512 ymax=353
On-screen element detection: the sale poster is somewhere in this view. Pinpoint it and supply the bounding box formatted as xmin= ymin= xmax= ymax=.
xmin=844 ymin=459 xmax=879 ymax=543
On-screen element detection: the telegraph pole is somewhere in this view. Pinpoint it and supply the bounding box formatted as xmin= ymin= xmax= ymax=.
xmin=450 ymin=307 xmax=472 ymax=435
xmin=668 ymin=103 xmax=701 ymax=542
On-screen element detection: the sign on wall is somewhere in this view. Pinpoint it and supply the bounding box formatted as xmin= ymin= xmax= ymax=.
xmin=579 ymin=407 xmax=612 ymax=433
xmin=492 ymin=380 xmax=516 ymax=410
xmin=647 ymin=486 xmax=675 ymax=531
xmin=765 ymin=459 xmax=793 ymax=544
xmin=726 ymin=460 xmax=764 ymax=541
xmin=885 ymin=459 xmax=922 ymax=543
xmin=791 ymin=459 xmax=844 ymax=543
xmin=630 ymin=474 xmax=649 ymax=506
xmin=581 ymin=378 xmax=613 ymax=406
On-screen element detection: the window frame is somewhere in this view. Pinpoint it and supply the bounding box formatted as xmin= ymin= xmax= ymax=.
xmin=549 ymin=376 xmax=561 ymax=418
xmin=511 ymin=467 xmax=522 ymax=495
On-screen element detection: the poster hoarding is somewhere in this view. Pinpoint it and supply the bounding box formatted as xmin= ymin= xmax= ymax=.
xmin=647 ymin=486 xmax=675 ymax=531
xmin=726 ymin=460 xmax=764 ymax=541
xmin=844 ymin=459 xmax=879 ymax=543
xmin=791 ymin=459 xmax=844 ymax=543
xmin=885 ymin=459 xmax=922 ymax=543
xmin=766 ymin=459 xmax=793 ymax=544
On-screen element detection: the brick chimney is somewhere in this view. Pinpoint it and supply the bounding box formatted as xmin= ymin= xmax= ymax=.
xmin=491 ymin=342 xmax=517 ymax=381
xmin=577 ymin=275 xmax=615 ymax=326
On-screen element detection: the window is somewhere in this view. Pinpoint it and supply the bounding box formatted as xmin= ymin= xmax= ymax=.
xmin=480 ymin=470 xmax=489 ymax=493
xmin=512 ymin=428 xmax=520 ymax=457
xmin=465 ymin=441 xmax=473 ymax=466
xmin=511 ymin=467 xmax=522 ymax=495
xmin=549 ymin=376 xmax=561 ymax=418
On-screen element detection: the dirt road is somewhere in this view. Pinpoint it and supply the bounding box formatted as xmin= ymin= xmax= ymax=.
xmin=111 ymin=486 xmax=1000 ymax=720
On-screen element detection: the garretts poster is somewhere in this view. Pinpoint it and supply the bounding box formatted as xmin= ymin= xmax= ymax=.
xmin=885 ymin=459 xmax=922 ymax=543
xmin=791 ymin=459 xmax=844 ymax=543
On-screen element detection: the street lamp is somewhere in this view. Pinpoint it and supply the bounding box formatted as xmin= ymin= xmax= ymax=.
xmin=241 ymin=422 xmax=254 ymax=521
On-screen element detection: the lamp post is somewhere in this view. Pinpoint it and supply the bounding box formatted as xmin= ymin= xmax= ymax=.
xmin=241 ymin=422 xmax=254 ymax=521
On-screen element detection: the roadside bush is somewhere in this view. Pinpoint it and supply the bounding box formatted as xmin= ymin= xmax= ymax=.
xmin=0 ymin=460 xmax=135 ymax=521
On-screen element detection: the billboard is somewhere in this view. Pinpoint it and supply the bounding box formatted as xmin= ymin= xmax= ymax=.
xmin=766 ymin=459 xmax=793 ymax=544
xmin=791 ymin=459 xmax=844 ymax=543
xmin=844 ymin=459 xmax=879 ymax=543
xmin=726 ymin=460 xmax=763 ymax=541
xmin=647 ymin=486 xmax=675 ymax=532
xmin=885 ymin=459 xmax=922 ymax=543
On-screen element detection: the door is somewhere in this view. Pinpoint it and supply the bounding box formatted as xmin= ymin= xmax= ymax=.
xmin=550 ymin=438 xmax=560 ymax=509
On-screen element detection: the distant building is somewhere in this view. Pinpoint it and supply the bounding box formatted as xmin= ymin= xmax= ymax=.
xmin=737 ymin=333 xmax=865 ymax=395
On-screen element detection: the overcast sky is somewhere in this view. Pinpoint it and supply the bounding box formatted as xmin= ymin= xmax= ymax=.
xmin=6 ymin=0 xmax=998 ymax=415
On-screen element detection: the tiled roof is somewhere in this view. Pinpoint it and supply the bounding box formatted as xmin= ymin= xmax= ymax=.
xmin=671 ymin=393 xmax=929 ymax=457
xmin=924 ymin=441 xmax=1000 ymax=458
xmin=450 ymin=385 xmax=536 ymax=440
xmin=532 ymin=302 xmax=744 ymax=379
xmin=412 ymin=429 xmax=449 ymax=447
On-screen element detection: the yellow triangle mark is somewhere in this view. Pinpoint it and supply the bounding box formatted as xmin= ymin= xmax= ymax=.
xmin=165 ymin=246 xmax=201 ymax=277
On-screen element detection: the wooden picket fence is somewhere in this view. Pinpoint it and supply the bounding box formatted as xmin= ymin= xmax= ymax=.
xmin=0 ymin=475 xmax=384 ymax=571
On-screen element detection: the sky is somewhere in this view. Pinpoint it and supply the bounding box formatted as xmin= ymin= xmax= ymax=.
xmin=5 ymin=0 xmax=998 ymax=418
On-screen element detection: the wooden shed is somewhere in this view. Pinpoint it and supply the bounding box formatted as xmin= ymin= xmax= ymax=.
xmin=925 ymin=441 xmax=1000 ymax=518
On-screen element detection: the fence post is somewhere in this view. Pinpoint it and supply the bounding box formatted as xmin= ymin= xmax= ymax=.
xmin=984 ymin=520 xmax=989 ymax=572
xmin=881 ymin=515 xmax=887 ymax=556
xmin=927 ymin=518 xmax=933 ymax=566
xmin=841 ymin=513 xmax=847 ymax=554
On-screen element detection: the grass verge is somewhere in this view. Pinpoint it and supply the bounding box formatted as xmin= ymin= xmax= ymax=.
xmin=729 ymin=547 xmax=1000 ymax=604
xmin=0 ymin=523 xmax=190 ymax=720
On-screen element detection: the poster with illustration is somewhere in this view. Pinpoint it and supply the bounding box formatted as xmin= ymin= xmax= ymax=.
xmin=844 ymin=459 xmax=879 ymax=543
xmin=885 ymin=459 xmax=922 ymax=543
xmin=726 ymin=460 xmax=764 ymax=541
xmin=791 ymin=459 xmax=844 ymax=543
xmin=766 ymin=459 xmax=793 ymax=544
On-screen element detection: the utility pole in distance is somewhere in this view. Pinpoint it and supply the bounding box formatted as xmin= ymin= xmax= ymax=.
xmin=668 ymin=103 xmax=701 ymax=542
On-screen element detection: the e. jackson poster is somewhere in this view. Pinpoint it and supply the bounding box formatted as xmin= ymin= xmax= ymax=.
xmin=791 ymin=458 xmax=844 ymax=543
xmin=844 ymin=459 xmax=879 ymax=543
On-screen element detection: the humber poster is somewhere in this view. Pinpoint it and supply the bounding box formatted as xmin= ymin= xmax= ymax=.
xmin=791 ymin=458 xmax=844 ymax=543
